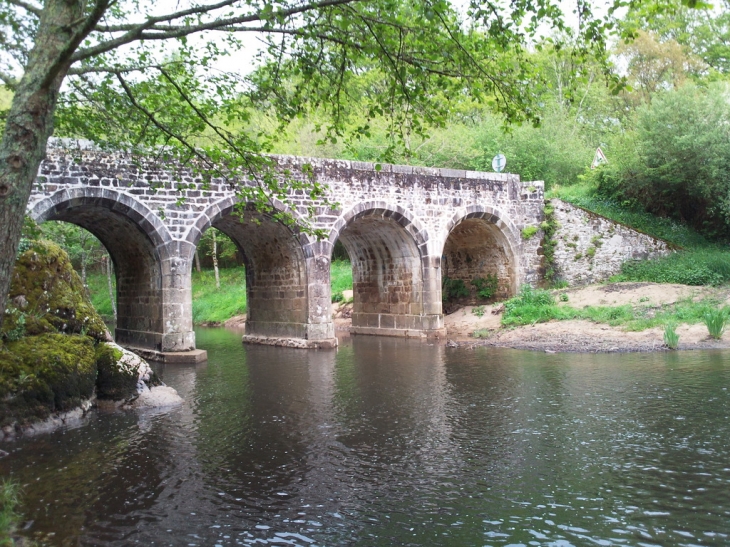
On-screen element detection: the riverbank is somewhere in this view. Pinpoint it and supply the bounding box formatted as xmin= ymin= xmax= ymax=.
xmin=331 ymin=282 xmax=730 ymax=353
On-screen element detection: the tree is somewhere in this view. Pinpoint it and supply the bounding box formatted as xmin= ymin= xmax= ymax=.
xmin=593 ymin=83 xmax=730 ymax=239
xmin=0 ymin=0 xmax=633 ymax=330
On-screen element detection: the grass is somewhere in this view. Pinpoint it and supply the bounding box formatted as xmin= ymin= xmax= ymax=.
xmin=191 ymin=268 xmax=248 ymax=324
xmin=612 ymin=250 xmax=730 ymax=286
xmin=501 ymin=285 xmax=726 ymax=333
xmin=331 ymin=259 xmax=354 ymax=301
xmin=0 ymin=480 xmax=20 ymax=545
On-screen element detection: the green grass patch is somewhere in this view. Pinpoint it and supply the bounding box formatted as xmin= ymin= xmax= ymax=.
xmin=191 ymin=268 xmax=248 ymax=324
xmin=86 ymin=272 xmax=115 ymax=317
xmin=331 ymin=259 xmax=353 ymax=301
xmin=87 ymin=262 xmax=356 ymax=324
xmin=612 ymin=250 xmax=730 ymax=286
xmin=502 ymin=285 xmax=725 ymax=332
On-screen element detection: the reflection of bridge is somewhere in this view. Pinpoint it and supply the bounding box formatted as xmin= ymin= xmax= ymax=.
xmin=27 ymin=144 xmax=544 ymax=361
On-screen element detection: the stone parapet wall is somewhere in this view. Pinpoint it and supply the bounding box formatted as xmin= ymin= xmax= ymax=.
xmin=550 ymin=199 xmax=674 ymax=285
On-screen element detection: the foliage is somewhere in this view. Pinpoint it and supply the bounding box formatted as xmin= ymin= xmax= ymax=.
xmin=613 ymin=250 xmax=730 ymax=286
xmin=703 ymin=308 xmax=729 ymax=339
xmin=591 ymin=84 xmax=730 ymax=240
xmin=0 ymin=480 xmax=20 ymax=545
xmin=521 ymin=226 xmax=538 ymax=239
xmin=664 ymin=322 xmax=679 ymax=349
xmin=540 ymin=204 xmax=559 ymax=285
xmin=471 ymin=275 xmax=499 ymax=300
xmin=442 ymin=277 xmax=469 ymax=302
xmin=472 ymin=305 xmax=486 ymax=318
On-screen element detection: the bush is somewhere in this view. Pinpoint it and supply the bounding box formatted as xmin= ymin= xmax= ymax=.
xmin=472 ymin=275 xmax=499 ymax=300
xmin=592 ymin=84 xmax=730 ymax=241
xmin=442 ymin=277 xmax=469 ymax=302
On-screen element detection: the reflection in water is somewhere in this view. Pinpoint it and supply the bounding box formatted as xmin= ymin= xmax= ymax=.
xmin=2 ymin=330 xmax=730 ymax=546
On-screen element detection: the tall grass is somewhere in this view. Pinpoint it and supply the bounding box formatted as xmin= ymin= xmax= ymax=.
xmin=0 ymin=480 xmax=20 ymax=544
xmin=613 ymin=250 xmax=730 ymax=286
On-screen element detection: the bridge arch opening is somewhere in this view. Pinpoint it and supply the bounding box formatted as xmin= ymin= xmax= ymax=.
xmin=332 ymin=206 xmax=427 ymax=335
xmin=30 ymin=194 xmax=168 ymax=350
xmin=441 ymin=211 xmax=519 ymax=312
xmin=194 ymin=202 xmax=309 ymax=340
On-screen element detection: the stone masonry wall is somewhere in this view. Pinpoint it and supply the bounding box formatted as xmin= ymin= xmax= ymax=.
xmin=550 ymin=199 xmax=674 ymax=285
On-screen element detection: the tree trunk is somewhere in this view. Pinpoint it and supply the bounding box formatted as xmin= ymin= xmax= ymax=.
xmin=212 ymin=230 xmax=221 ymax=290
xmin=0 ymin=0 xmax=88 ymax=332
xmin=195 ymin=250 xmax=202 ymax=273
xmin=106 ymin=254 xmax=117 ymax=322
xmin=81 ymin=253 xmax=87 ymax=289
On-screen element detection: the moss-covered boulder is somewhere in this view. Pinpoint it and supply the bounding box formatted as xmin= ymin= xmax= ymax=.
xmin=95 ymin=343 xmax=138 ymax=401
xmin=2 ymin=240 xmax=108 ymax=341
xmin=0 ymin=333 xmax=97 ymax=426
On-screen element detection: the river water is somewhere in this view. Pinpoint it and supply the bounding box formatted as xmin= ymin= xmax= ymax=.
xmin=2 ymin=328 xmax=730 ymax=546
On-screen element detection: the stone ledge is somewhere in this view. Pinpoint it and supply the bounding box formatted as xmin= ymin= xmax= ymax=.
xmin=351 ymin=326 xmax=447 ymax=339
xmin=242 ymin=335 xmax=338 ymax=349
xmin=127 ymin=347 xmax=208 ymax=364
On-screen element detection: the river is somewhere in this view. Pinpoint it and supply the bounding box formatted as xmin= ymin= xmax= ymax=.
xmin=2 ymin=328 xmax=730 ymax=546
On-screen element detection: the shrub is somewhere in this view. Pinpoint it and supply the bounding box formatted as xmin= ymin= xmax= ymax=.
xmin=704 ymin=308 xmax=729 ymax=339
xmin=472 ymin=305 xmax=486 ymax=317
xmin=592 ymin=84 xmax=730 ymax=241
xmin=442 ymin=277 xmax=469 ymax=302
xmin=472 ymin=275 xmax=499 ymax=300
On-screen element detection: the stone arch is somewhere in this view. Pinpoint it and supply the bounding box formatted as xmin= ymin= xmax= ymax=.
xmin=330 ymin=202 xmax=435 ymax=336
xmin=441 ymin=206 xmax=521 ymax=302
xmin=28 ymin=188 xmax=174 ymax=351
xmin=189 ymin=198 xmax=311 ymax=340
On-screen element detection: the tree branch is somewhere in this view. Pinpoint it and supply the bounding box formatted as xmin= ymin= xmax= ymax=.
xmin=5 ymin=0 xmax=42 ymax=17
xmin=72 ymin=0 xmax=362 ymax=63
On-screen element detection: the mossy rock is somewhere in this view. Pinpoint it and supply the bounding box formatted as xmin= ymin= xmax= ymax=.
xmin=2 ymin=240 xmax=108 ymax=341
xmin=95 ymin=343 xmax=139 ymax=401
xmin=0 ymin=333 xmax=97 ymax=426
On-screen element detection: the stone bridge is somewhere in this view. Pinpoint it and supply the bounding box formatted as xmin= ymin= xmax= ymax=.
xmin=26 ymin=143 xmax=545 ymax=361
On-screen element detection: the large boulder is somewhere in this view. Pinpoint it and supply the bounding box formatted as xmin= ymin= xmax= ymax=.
xmin=2 ymin=240 xmax=108 ymax=341
xmin=0 ymin=333 xmax=97 ymax=426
